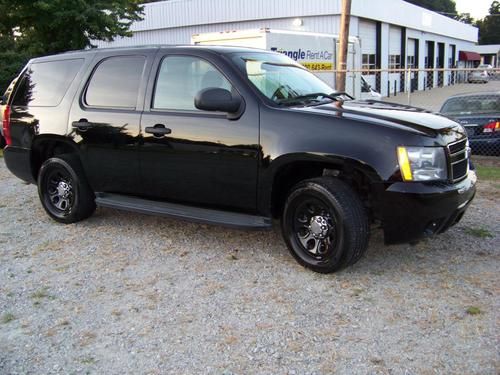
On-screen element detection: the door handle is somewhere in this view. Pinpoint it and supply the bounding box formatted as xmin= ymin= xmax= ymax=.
xmin=72 ymin=119 xmax=94 ymax=131
xmin=145 ymin=124 xmax=172 ymax=137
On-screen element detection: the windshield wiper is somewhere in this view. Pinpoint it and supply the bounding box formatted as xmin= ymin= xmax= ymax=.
xmin=277 ymin=92 xmax=354 ymax=107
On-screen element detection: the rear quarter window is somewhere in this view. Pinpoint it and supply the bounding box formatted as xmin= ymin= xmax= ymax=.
xmin=84 ymin=55 xmax=146 ymax=109
xmin=12 ymin=59 xmax=83 ymax=107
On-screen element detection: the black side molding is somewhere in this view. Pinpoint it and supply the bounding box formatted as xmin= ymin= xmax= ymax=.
xmin=94 ymin=193 xmax=272 ymax=230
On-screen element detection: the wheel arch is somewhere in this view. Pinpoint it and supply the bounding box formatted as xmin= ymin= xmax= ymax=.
xmin=31 ymin=135 xmax=81 ymax=181
xmin=259 ymin=153 xmax=383 ymax=219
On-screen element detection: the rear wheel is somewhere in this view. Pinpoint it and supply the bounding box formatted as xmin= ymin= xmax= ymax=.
xmin=38 ymin=154 xmax=96 ymax=223
xmin=282 ymin=177 xmax=369 ymax=273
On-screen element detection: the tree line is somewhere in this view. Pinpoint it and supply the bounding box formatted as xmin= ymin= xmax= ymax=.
xmin=0 ymin=0 xmax=144 ymax=93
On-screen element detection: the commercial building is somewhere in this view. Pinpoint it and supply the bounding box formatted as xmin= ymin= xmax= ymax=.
xmin=472 ymin=44 xmax=500 ymax=67
xmin=96 ymin=0 xmax=479 ymax=96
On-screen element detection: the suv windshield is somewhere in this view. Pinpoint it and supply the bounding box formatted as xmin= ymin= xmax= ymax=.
xmin=231 ymin=52 xmax=343 ymax=106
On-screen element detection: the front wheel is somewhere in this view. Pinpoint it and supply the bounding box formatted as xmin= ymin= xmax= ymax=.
xmin=282 ymin=177 xmax=369 ymax=273
xmin=38 ymin=154 xmax=96 ymax=223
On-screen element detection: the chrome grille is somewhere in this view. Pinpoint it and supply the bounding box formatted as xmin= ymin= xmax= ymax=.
xmin=447 ymin=139 xmax=469 ymax=182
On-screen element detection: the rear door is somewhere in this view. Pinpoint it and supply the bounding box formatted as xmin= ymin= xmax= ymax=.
xmin=69 ymin=50 xmax=155 ymax=194
xmin=138 ymin=51 xmax=260 ymax=211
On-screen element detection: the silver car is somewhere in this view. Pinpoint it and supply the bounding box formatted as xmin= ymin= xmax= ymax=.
xmin=468 ymin=70 xmax=489 ymax=84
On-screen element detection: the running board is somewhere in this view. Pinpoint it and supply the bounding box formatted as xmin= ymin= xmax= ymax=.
xmin=95 ymin=193 xmax=272 ymax=229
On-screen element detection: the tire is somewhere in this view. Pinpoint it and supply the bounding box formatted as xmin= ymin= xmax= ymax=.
xmin=37 ymin=154 xmax=96 ymax=223
xmin=281 ymin=177 xmax=369 ymax=273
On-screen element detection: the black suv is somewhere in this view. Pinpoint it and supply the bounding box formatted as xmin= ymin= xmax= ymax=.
xmin=2 ymin=46 xmax=476 ymax=273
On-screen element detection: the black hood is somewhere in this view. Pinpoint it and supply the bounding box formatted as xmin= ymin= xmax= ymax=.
xmin=293 ymin=100 xmax=464 ymax=137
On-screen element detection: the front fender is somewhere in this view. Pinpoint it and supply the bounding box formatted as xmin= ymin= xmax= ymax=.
xmin=257 ymin=152 xmax=383 ymax=216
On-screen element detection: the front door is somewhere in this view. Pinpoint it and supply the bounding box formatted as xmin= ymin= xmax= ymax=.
xmin=138 ymin=53 xmax=260 ymax=211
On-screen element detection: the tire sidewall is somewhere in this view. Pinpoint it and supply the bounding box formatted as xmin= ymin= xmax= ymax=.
xmin=282 ymin=181 xmax=348 ymax=272
xmin=38 ymin=157 xmax=83 ymax=223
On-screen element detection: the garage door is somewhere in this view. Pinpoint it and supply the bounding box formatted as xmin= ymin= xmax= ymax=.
xmin=359 ymin=19 xmax=377 ymax=91
xmin=359 ymin=19 xmax=376 ymax=55
xmin=389 ymin=26 xmax=401 ymax=55
xmin=407 ymin=39 xmax=415 ymax=58
xmin=407 ymin=38 xmax=416 ymax=67
xmin=448 ymin=45 xmax=455 ymax=67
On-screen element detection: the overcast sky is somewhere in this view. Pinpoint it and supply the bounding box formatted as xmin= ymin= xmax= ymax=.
xmin=454 ymin=0 xmax=492 ymax=19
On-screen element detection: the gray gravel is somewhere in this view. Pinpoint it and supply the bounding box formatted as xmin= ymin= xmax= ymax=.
xmin=0 ymin=160 xmax=499 ymax=375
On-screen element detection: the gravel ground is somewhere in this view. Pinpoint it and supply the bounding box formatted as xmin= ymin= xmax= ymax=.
xmin=0 ymin=159 xmax=499 ymax=375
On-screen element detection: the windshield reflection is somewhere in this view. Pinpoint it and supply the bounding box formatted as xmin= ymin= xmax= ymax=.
xmin=233 ymin=52 xmax=341 ymax=106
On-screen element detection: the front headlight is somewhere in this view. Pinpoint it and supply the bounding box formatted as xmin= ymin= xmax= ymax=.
xmin=397 ymin=146 xmax=447 ymax=181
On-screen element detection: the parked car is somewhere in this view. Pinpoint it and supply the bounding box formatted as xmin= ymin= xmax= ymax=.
xmin=1 ymin=80 xmax=18 ymax=149
xmin=1 ymin=96 xmax=5 ymax=149
xmin=2 ymin=46 xmax=476 ymax=273
xmin=440 ymin=92 xmax=500 ymax=156
xmin=478 ymin=64 xmax=498 ymax=79
xmin=478 ymin=63 xmax=493 ymax=73
xmin=468 ymin=70 xmax=489 ymax=83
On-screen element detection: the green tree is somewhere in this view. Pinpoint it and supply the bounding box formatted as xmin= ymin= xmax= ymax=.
xmin=455 ymin=12 xmax=475 ymax=25
xmin=477 ymin=1 xmax=500 ymax=44
xmin=0 ymin=0 xmax=144 ymax=92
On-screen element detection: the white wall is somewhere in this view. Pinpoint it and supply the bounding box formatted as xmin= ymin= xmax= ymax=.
xmin=97 ymin=0 xmax=478 ymax=48
xmin=97 ymin=15 xmax=341 ymax=47
xmin=129 ymin=0 xmax=342 ymax=32
xmin=351 ymin=0 xmax=477 ymax=42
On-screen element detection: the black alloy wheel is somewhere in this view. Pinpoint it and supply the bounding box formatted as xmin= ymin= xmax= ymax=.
xmin=38 ymin=154 xmax=96 ymax=223
xmin=282 ymin=177 xmax=369 ymax=273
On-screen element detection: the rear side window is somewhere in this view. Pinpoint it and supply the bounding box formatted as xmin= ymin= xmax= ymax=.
xmin=12 ymin=59 xmax=83 ymax=107
xmin=85 ymin=56 xmax=146 ymax=109
xmin=441 ymin=96 xmax=500 ymax=115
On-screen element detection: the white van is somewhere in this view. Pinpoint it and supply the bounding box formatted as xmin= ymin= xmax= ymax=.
xmin=192 ymin=28 xmax=375 ymax=99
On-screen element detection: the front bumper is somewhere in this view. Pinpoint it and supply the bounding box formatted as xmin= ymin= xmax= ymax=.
xmin=379 ymin=171 xmax=477 ymax=244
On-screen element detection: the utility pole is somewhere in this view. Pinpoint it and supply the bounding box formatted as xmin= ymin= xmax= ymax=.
xmin=336 ymin=0 xmax=352 ymax=92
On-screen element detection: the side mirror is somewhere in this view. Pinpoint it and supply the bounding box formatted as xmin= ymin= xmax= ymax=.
xmin=0 ymin=95 xmax=6 ymax=105
xmin=195 ymin=88 xmax=243 ymax=115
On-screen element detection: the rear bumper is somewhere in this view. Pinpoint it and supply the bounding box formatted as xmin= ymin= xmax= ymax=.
xmin=379 ymin=171 xmax=477 ymax=244
xmin=3 ymin=145 xmax=35 ymax=183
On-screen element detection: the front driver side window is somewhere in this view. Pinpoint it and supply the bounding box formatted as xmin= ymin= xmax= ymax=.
xmin=153 ymin=55 xmax=232 ymax=111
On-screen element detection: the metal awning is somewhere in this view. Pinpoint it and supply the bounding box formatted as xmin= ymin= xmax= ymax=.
xmin=459 ymin=51 xmax=481 ymax=61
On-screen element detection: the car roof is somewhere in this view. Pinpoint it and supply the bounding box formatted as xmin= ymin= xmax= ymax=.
xmin=444 ymin=91 xmax=500 ymax=100
xmin=29 ymin=44 xmax=274 ymax=63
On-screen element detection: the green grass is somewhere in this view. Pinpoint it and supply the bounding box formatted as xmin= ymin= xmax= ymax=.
xmin=464 ymin=227 xmax=494 ymax=238
xmin=80 ymin=356 xmax=96 ymax=365
xmin=0 ymin=148 xmax=3 ymax=157
xmin=30 ymin=287 xmax=54 ymax=300
xmin=475 ymin=164 xmax=500 ymax=181
xmin=1 ymin=313 xmax=15 ymax=324
xmin=466 ymin=306 xmax=481 ymax=315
